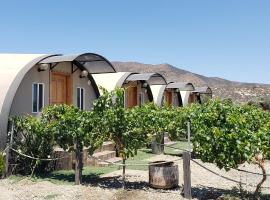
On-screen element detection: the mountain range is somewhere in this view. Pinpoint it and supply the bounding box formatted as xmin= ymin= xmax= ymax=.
xmin=112 ymin=61 xmax=270 ymax=103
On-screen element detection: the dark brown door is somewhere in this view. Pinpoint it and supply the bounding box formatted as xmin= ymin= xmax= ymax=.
xmin=165 ymin=90 xmax=173 ymax=106
xmin=127 ymin=86 xmax=137 ymax=108
xmin=188 ymin=93 xmax=196 ymax=103
xmin=50 ymin=72 xmax=72 ymax=105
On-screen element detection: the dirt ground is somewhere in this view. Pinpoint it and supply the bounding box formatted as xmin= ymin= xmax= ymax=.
xmin=0 ymin=155 xmax=269 ymax=200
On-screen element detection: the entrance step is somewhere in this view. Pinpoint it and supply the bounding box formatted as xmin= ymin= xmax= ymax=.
xmin=86 ymin=150 xmax=116 ymax=166
xmin=94 ymin=141 xmax=115 ymax=153
xmin=53 ymin=141 xmax=117 ymax=169
xmin=164 ymin=141 xmax=177 ymax=146
xmin=97 ymin=157 xmax=122 ymax=167
xmin=164 ymin=136 xmax=171 ymax=144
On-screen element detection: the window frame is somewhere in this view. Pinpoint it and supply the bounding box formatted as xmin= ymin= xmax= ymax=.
xmin=76 ymin=87 xmax=85 ymax=110
xmin=139 ymin=92 xmax=145 ymax=106
xmin=32 ymin=82 xmax=45 ymax=113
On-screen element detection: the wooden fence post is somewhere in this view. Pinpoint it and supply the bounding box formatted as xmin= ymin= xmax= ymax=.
xmin=183 ymin=122 xmax=192 ymax=199
xmin=183 ymin=151 xmax=192 ymax=199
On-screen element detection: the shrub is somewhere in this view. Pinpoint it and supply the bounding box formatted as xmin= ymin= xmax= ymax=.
xmin=183 ymin=99 xmax=270 ymax=194
xmin=92 ymin=88 xmax=150 ymax=183
xmin=10 ymin=115 xmax=54 ymax=175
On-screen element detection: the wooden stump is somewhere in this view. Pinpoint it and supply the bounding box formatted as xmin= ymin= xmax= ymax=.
xmin=149 ymin=161 xmax=179 ymax=189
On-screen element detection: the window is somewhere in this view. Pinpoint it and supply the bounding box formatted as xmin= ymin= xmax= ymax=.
xmin=32 ymin=83 xmax=44 ymax=113
xmin=77 ymin=87 xmax=85 ymax=110
xmin=139 ymin=92 xmax=144 ymax=106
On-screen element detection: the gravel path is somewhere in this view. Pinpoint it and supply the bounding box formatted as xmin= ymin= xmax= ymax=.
xmin=0 ymin=156 xmax=269 ymax=200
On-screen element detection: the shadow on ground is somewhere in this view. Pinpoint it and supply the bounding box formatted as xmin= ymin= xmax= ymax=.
xmin=35 ymin=173 xmax=270 ymax=199
xmin=191 ymin=185 xmax=270 ymax=200
xmin=36 ymin=173 xmax=148 ymax=189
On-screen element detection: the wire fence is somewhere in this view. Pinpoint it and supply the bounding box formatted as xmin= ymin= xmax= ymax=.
xmin=4 ymin=119 xmax=270 ymax=194
xmin=8 ymin=143 xmax=270 ymax=179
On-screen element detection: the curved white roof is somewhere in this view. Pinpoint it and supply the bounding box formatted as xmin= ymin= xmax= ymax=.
xmin=92 ymin=72 xmax=167 ymax=95
xmin=0 ymin=54 xmax=54 ymax=148
xmin=40 ymin=53 xmax=116 ymax=74
xmin=150 ymin=85 xmax=167 ymax=106
xmin=126 ymin=73 xmax=167 ymax=85
xmin=92 ymin=72 xmax=132 ymax=93
xmin=151 ymin=82 xmax=195 ymax=106
xmin=193 ymin=86 xmax=212 ymax=94
xmin=166 ymin=82 xmax=195 ymax=91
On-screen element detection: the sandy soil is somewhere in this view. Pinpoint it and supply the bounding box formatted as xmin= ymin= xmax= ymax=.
xmin=0 ymin=155 xmax=269 ymax=200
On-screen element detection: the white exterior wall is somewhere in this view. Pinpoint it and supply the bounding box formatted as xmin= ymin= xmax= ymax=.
xmin=92 ymin=72 xmax=129 ymax=93
xmin=0 ymin=54 xmax=49 ymax=149
xmin=180 ymin=91 xmax=191 ymax=107
xmin=150 ymin=85 xmax=166 ymax=106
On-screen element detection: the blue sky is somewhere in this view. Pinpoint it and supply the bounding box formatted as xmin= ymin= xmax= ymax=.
xmin=1 ymin=0 xmax=270 ymax=84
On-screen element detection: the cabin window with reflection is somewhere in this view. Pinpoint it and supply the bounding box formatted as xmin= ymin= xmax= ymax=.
xmin=77 ymin=87 xmax=85 ymax=110
xmin=139 ymin=92 xmax=144 ymax=106
xmin=32 ymin=83 xmax=44 ymax=113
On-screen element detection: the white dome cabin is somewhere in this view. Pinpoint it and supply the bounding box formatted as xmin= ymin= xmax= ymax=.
xmin=92 ymin=72 xmax=167 ymax=108
xmin=151 ymin=82 xmax=195 ymax=107
xmin=0 ymin=53 xmax=116 ymax=149
xmin=191 ymin=86 xmax=212 ymax=104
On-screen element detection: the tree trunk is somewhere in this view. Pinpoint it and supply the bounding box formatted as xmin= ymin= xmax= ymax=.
xmin=75 ymin=145 xmax=83 ymax=185
xmin=122 ymin=158 xmax=126 ymax=188
xmin=254 ymin=161 xmax=266 ymax=196
xmin=160 ymin=132 xmax=164 ymax=154
xmin=151 ymin=133 xmax=164 ymax=154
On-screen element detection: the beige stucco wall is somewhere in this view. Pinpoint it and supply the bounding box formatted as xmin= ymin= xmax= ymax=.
xmin=0 ymin=54 xmax=51 ymax=149
xmin=72 ymin=68 xmax=96 ymax=110
xmin=10 ymin=65 xmax=50 ymax=116
xmin=10 ymin=62 xmax=97 ymax=117
xmin=172 ymin=90 xmax=180 ymax=107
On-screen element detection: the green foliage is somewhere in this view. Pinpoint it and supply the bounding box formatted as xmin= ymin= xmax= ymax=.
xmin=92 ymin=87 xmax=149 ymax=160
xmin=182 ymin=99 xmax=270 ymax=170
xmin=8 ymin=86 xmax=270 ymax=192
xmin=133 ymin=103 xmax=169 ymax=142
xmin=42 ymin=104 xmax=104 ymax=155
xmin=10 ymin=115 xmax=54 ymax=174
xmin=0 ymin=152 xmax=5 ymax=177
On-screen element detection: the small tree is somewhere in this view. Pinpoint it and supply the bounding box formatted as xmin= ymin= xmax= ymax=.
xmin=132 ymin=104 xmax=172 ymax=154
xmin=93 ymin=88 xmax=149 ymax=184
xmin=42 ymin=105 xmax=104 ymax=185
xmin=185 ymin=99 xmax=270 ymax=195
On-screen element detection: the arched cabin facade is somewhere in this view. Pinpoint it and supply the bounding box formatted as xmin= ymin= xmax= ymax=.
xmin=151 ymin=82 xmax=195 ymax=107
xmin=0 ymin=53 xmax=115 ymax=149
xmin=92 ymin=72 xmax=167 ymax=108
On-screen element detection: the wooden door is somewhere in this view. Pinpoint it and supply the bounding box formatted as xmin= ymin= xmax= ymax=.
xmin=188 ymin=93 xmax=196 ymax=103
xmin=127 ymin=86 xmax=137 ymax=108
xmin=50 ymin=72 xmax=72 ymax=105
xmin=165 ymin=90 xmax=173 ymax=106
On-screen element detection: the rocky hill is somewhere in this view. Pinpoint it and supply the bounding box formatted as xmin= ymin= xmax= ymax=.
xmin=112 ymin=61 xmax=270 ymax=103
